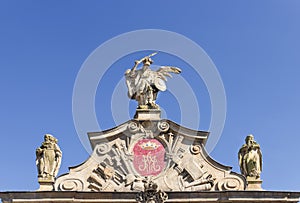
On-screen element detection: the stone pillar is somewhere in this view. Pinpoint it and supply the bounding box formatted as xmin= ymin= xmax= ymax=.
xmin=38 ymin=177 xmax=54 ymax=191
xmin=134 ymin=109 xmax=161 ymax=120
xmin=246 ymin=177 xmax=263 ymax=191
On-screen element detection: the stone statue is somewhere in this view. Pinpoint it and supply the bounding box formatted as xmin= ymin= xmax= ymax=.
xmin=125 ymin=52 xmax=181 ymax=110
xmin=238 ymin=134 xmax=262 ymax=179
xmin=36 ymin=134 xmax=62 ymax=179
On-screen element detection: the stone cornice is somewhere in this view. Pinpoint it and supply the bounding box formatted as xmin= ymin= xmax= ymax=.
xmin=1 ymin=191 xmax=300 ymax=203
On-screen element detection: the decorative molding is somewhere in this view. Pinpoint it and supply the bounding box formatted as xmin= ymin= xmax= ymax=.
xmin=58 ymin=179 xmax=84 ymax=191
xmin=55 ymin=120 xmax=246 ymax=192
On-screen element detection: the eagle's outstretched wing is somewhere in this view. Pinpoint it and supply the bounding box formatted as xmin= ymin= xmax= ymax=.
xmin=152 ymin=66 xmax=181 ymax=91
xmin=156 ymin=66 xmax=181 ymax=81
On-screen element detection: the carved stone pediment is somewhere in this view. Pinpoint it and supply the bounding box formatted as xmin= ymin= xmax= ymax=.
xmin=54 ymin=119 xmax=246 ymax=192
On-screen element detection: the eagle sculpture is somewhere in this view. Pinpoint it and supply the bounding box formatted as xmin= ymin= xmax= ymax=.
xmin=125 ymin=53 xmax=181 ymax=109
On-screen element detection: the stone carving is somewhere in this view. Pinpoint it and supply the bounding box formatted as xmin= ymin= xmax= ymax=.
xmin=133 ymin=139 xmax=165 ymax=176
xmin=54 ymin=120 xmax=246 ymax=192
xmin=53 ymin=55 xmax=247 ymax=193
xmin=36 ymin=134 xmax=62 ymax=180
xmin=125 ymin=52 xmax=181 ymax=110
xmin=58 ymin=178 xmax=84 ymax=191
xmin=190 ymin=145 xmax=201 ymax=155
xmin=136 ymin=180 xmax=168 ymax=203
xmin=128 ymin=121 xmax=140 ymax=133
xmin=87 ymin=163 xmax=120 ymax=191
xmin=96 ymin=143 xmax=111 ymax=155
xmin=36 ymin=134 xmax=62 ymax=191
xmin=216 ymin=175 xmax=245 ymax=191
xmin=238 ymin=134 xmax=262 ymax=179
xmin=161 ymin=143 xmax=215 ymax=192
xmin=157 ymin=121 xmax=169 ymax=132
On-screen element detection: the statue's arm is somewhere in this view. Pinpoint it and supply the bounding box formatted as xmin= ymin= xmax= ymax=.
xmin=238 ymin=147 xmax=246 ymax=174
xmin=55 ymin=145 xmax=62 ymax=159
xmin=54 ymin=144 xmax=62 ymax=177
xmin=258 ymin=149 xmax=263 ymax=172
xmin=131 ymin=60 xmax=140 ymax=72
xmin=238 ymin=150 xmax=243 ymax=168
xmin=36 ymin=147 xmax=45 ymax=175
xmin=36 ymin=147 xmax=43 ymax=158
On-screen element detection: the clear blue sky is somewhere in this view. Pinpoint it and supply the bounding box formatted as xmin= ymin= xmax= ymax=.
xmin=0 ymin=1 xmax=299 ymax=191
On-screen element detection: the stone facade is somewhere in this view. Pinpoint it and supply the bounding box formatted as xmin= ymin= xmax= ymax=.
xmin=54 ymin=119 xmax=246 ymax=193
xmin=1 ymin=54 xmax=299 ymax=203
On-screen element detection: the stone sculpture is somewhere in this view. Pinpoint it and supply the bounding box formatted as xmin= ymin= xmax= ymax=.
xmin=36 ymin=134 xmax=62 ymax=181
xmin=238 ymin=134 xmax=262 ymax=179
xmin=55 ymin=120 xmax=246 ymax=192
xmin=125 ymin=52 xmax=181 ymax=110
xmin=136 ymin=180 xmax=168 ymax=203
xmin=54 ymin=55 xmax=246 ymax=193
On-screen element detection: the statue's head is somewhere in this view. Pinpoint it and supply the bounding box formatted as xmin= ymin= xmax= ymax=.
xmin=245 ymin=134 xmax=254 ymax=145
xmin=44 ymin=134 xmax=57 ymax=143
xmin=44 ymin=134 xmax=52 ymax=141
xmin=142 ymin=57 xmax=153 ymax=66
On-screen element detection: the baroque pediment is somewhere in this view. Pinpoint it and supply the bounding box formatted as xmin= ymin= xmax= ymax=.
xmin=54 ymin=119 xmax=245 ymax=192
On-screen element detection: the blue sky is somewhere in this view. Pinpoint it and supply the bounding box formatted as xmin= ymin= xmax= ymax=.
xmin=0 ymin=1 xmax=300 ymax=191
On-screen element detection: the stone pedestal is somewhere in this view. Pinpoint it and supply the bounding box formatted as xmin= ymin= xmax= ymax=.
xmin=37 ymin=177 xmax=54 ymax=191
xmin=134 ymin=109 xmax=161 ymax=120
xmin=246 ymin=177 xmax=263 ymax=191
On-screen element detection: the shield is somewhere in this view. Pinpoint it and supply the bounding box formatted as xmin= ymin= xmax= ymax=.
xmin=133 ymin=139 xmax=166 ymax=176
xmin=154 ymin=78 xmax=167 ymax=91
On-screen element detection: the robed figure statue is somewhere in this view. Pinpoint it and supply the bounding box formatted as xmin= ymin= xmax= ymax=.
xmin=238 ymin=134 xmax=262 ymax=179
xmin=36 ymin=134 xmax=62 ymax=180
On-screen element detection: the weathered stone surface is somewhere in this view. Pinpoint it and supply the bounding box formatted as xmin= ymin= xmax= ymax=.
xmin=54 ymin=119 xmax=246 ymax=192
xmin=246 ymin=177 xmax=263 ymax=191
xmin=238 ymin=134 xmax=263 ymax=190
xmin=36 ymin=134 xmax=62 ymax=191
xmin=238 ymin=134 xmax=262 ymax=179
xmin=136 ymin=180 xmax=168 ymax=203
xmin=37 ymin=177 xmax=55 ymax=191
xmin=1 ymin=191 xmax=300 ymax=203
xmin=134 ymin=109 xmax=161 ymax=120
xmin=125 ymin=52 xmax=181 ymax=110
